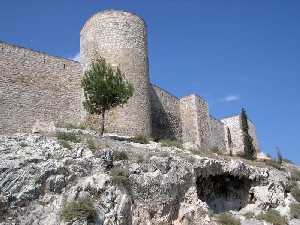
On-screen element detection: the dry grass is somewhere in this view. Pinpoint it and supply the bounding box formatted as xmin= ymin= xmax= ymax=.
xmin=60 ymin=198 xmax=96 ymax=222
xmin=256 ymin=210 xmax=287 ymax=225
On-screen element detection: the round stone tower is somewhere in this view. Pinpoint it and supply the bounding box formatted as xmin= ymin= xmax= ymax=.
xmin=80 ymin=10 xmax=152 ymax=137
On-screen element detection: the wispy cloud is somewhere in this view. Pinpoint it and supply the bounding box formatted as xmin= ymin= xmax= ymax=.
xmin=221 ymin=94 xmax=240 ymax=102
xmin=70 ymin=52 xmax=80 ymax=61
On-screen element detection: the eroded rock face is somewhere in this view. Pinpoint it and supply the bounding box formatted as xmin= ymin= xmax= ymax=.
xmin=196 ymin=174 xmax=252 ymax=213
xmin=0 ymin=132 xmax=297 ymax=225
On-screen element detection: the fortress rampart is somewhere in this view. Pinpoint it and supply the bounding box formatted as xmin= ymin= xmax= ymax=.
xmin=0 ymin=10 xmax=260 ymax=155
xmin=80 ymin=10 xmax=152 ymax=137
xmin=0 ymin=41 xmax=84 ymax=134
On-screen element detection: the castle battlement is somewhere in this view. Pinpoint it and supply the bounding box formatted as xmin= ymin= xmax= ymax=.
xmin=0 ymin=10 xmax=260 ymax=155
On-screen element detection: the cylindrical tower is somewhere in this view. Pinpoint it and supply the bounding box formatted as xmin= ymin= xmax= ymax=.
xmin=80 ymin=10 xmax=151 ymax=137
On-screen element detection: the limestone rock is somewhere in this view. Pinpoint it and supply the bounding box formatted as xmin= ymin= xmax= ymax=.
xmin=0 ymin=132 xmax=298 ymax=225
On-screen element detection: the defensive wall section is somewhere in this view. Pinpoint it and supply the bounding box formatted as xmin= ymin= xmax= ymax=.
xmin=209 ymin=116 xmax=226 ymax=151
xmin=221 ymin=115 xmax=260 ymax=155
xmin=0 ymin=41 xmax=84 ymax=134
xmin=80 ymin=10 xmax=152 ymax=137
xmin=150 ymin=84 xmax=182 ymax=141
xmin=0 ymin=9 xmax=260 ymax=155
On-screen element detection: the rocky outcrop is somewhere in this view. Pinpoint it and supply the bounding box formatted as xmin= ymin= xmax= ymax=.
xmin=0 ymin=132 xmax=298 ymax=225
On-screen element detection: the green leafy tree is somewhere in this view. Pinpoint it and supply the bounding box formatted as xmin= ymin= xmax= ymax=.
xmin=227 ymin=127 xmax=233 ymax=156
xmin=240 ymin=108 xmax=256 ymax=160
xmin=81 ymin=57 xmax=134 ymax=135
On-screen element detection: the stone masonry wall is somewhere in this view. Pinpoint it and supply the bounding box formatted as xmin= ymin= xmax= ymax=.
xmin=209 ymin=116 xmax=226 ymax=151
xmin=0 ymin=41 xmax=84 ymax=134
xmin=150 ymin=84 xmax=182 ymax=141
xmin=180 ymin=94 xmax=211 ymax=149
xmin=221 ymin=115 xmax=260 ymax=155
xmin=80 ymin=10 xmax=152 ymax=137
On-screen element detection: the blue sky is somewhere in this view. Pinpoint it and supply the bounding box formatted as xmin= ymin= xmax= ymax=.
xmin=1 ymin=1 xmax=299 ymax=164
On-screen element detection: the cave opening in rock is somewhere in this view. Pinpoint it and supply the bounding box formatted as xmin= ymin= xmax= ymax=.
xmin=196 ymin=174 xmax=251 ymax=213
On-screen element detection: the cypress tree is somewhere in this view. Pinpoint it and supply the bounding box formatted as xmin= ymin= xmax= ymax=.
xmin=240 ymin=108 xmax=256 ymax=160
xmin=81 ymin=57 xmax=134 ymax=136
xmin=227 ymin=127 xmax=233 ymax=156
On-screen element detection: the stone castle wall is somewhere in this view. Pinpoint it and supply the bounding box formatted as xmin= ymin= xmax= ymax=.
xmin=209 ymin=116 xmax=226 ymax=151
xmin=0 ymin=9 xmax=260 ymax=156
xmin=221 ymin=115 xmax=260 ymax=155
xmin=0 ymin=41 xmax=84 ymax=134
xmin=180 ymin=94 xmax=211 ymax=149
xmin=150 ymin=84 xmax=182 ymax=141
xmin=80 ymin=10 xmax=152 ymax=137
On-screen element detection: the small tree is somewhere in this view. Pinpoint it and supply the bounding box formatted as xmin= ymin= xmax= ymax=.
xmin=81 ymin=57 xmax=134 ymax=135
xmin=240 ymin=108 xmax=256 ymax=160
xmin=276 ymin=147 xmax=283 ymax=165
xmin=227 ymin=127 xmax=233 ymax=156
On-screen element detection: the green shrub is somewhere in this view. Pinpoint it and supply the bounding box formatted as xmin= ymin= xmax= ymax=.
xmin=132 ymin=134 xmax=149 ymax=144
xmin=291 ymin=185 xmax=300 ymax=202
xmin=160 ymin=139 xmax=182 ymax=148
xmin=282 ymin=158 xmax=294 ymax=164
xmin=56 ymin=122 xmax=87 ymax=130
xmin=56 ymin=131 xmax=81 ymax=143
xmin=59 ymin=140 xmax=72 ymax=150
xmin=217 ymin=213 xmax=241 ymax=225
xmin=210 ymin=146 xmax=221 ymax=154
xmin=265 ymin=159 xmax=283 ymax=170
xmin=60 ymin=198 xmax=96 ymax=222
xmin=291 ymin=170 xmax=300 ymax=181
xmin=86 ymin=138 xmax=96 ymax=152
xmin=113 ymin=151 xmax=128 ymax=161
xmin=110 ymin=167 xmax=130 ymax=188
xmin=290 ymin=203 xmax=300 ymax=219
xmin=257 ymin=210 xmax=287 ymax=225
xmin=243 ymin=212 xmax=255 ymax=219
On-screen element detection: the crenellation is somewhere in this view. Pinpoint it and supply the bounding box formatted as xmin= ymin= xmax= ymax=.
xmin=0 ymin=9 xmax=260 ymax=155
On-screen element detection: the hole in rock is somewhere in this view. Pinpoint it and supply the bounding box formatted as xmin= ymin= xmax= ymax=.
xmin=196 ymin=174 xmax=251 ymax=213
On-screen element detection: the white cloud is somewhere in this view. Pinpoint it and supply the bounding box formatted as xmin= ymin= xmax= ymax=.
xmin=70 ymin=52 xmax=80 ymax=61
xmin=221 ymin=94 xmax=240 ymax=102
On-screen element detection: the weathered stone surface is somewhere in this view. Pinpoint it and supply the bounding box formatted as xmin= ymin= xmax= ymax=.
xmin=222 ymin=115 xmax=260 ymax=155
xmin=0 ymin=132 xmax=297 ymax=225
xmin=0 ymin=9 xmax=261 ymax=157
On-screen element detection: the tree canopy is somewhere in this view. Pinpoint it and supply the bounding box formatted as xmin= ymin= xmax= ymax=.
xmin=81 ymin=57 xmax=134 ymax=135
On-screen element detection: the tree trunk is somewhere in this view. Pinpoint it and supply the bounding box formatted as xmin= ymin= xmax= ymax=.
xmin=100 ymin=110 xmax=105 ymax=136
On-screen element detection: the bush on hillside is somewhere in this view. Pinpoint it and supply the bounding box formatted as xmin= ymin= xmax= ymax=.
xmin=290 ymin=203 xmax=300 ymax=219
xmin=217 ymin=213 xmax=241 ymax=225
xmin=160 ymin=139 xmax=182 ymax=148
xmin=256 ymin=209 xmax=287 ymax=225
xmin=132 ymin=134 xmax=150 ymax=144
xmin=56 ymin=131 xmax=81 ymax=143
xmin=60 ymin=198 xmax=96 ymax=222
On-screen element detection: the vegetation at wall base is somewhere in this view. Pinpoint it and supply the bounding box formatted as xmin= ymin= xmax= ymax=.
xmin=256 ymin=209 xmax=287 ymax=225
xmin=113 ymin=151 xmax=129 ymax=161
xmin=217 ymin=213 xmax=241 ymax=225
xmin=86 ymin=138 xmax=96 ymax=152
xmin=240 ymin=108 xmax=256 ymax=160
xmin=290 ymin=203 xmax=300 ymax=219
xmin=291 ymin=185 xmax=300 ymax=202
xmin=132 ymin=134 xmax=150 ymax=144
xmin=160 ymin=139 xmax=182 ymax=148
xmin=243 ymin=212 xmax=255 ymax=219
xmin=60 ymin=198 xmax=96 ymax=222
xmin=56 ymin=131 xmax=81 ymax=143
xmin=110 ymin=167 xmax=130 ymax=189
xmin=291 ymin=169 xmax=300 ymax=181
xmin=59 ymin=140 xmax=72 ymax=150
xmin=265 ymin=159 xmax=283 ymax=170
xmin=81 ymin=57 xmax=134 ymax=136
